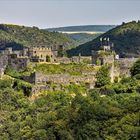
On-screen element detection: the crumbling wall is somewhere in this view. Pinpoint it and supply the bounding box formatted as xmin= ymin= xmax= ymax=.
xmin=8 ymin=55 xmax=29 ymax=70
xmin=0 ymin=55 xmax=8 ymax=78
xmin=26 ymin=72 xmax=96 ymax=85
xmin=117 ymin=58 xmax=137 ymax=77
xmin=54 ymin=56 xmax=91 ymax=64
xmin=24 ymin=71 xmax=96 ymax=94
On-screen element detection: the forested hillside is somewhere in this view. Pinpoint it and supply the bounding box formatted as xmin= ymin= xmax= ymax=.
xmin=66 ymin=33 xmax=102 ymax=45
xmin=48 ymin=25 xmax=116 ymax=46
xmin=48 ymin=25 xmax=116 ymax=32
xmin=67 ymin=21 xmax=140 ymax=57
xmin=0 ymin=24 xmax=76 ymax=50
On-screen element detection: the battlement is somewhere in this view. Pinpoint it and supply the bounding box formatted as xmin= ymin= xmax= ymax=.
xmin=30 ymin=47 xmax=51 ymax=51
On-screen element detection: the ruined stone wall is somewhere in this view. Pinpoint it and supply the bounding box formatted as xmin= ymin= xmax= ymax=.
xmin=91 ymin=50 xmax=114 ymax=65
xmin=8 ymin=55 xmax=29 ymax=70
xmin=0 ymin=54 xmax=8 ymax=78
xmin=25 ymin=72 xmax=96 ymax=94
xmin=27 ymin=72 xmax=96 ymax=85
xmin=102 ymin=55 xmax=114 ymax=65
xmin=91 ymin=51 xmax=98 ymax=65
xmin=54 ymin=56 xmax=91 ymax=64
xmin=116 ymin=58 xmax=137 ymax=77
xmin=54 ymin=57 xmax=71 ymax=63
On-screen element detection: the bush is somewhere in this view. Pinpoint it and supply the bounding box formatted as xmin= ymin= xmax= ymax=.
xmin=0 ymin=79 xmax=13 ymax=89
xmin=13 ymin=79 xmax=32 ymax=96
xmin=130 ymin=58 xmax=140 ymax=77
xmin=95 ymin=65 xmax=111 ymax=87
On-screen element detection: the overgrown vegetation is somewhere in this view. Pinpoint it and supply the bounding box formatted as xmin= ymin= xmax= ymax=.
xmin=95 ymin=65 xmax=111 ymax=87
xmin=0 ymin=77 xmax=140 ymax=139
xmin=34 ymin=63 xmax=96 ymax=75
xmin=1 ymin=57 xmax=140 ymax=139
xmin=130 ymin=58 xmax=140 ymax=77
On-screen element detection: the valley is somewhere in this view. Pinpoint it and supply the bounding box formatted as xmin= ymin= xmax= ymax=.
xmin=0 ymin=21 xmax=140 ymax=140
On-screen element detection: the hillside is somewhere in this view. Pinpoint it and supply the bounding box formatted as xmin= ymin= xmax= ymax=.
xmin=67 ymin=21 xmax=140 ymax=57
xmin=48 ymin=25 xmax=116 ymax=32
xmin=65 ymin=33 xmax=102 ymax=45
xmin=48 ymin=25 xmax=116 ymax=46
xmin=0 ymin=24 xmax=76 ymax=50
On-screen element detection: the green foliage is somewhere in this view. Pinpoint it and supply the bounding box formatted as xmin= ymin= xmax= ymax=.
xmin=130 ymin=58 xmax=140 ymax=77
xmin=98 ymin=50 xmax=115 ymax=56
xmin=95 ymin=65 xmax=111 ymax=87
xmin=46 ymin=55 xmax=51 ymax=62
xmin=5 ymin=66 xmax=32 ymax=79
xmin=48 ymin=25 xmax=115 ymax=32
xmin=1 ymin=62 xmax=140 ymax=139
xmin=0 ymin=81 xmax=140 ymax=139
xmin=34 ymin=63 xmax=95 ymax=76
xmin=5 ymin=67 xmax=23 ymax=79
xmin=13 ymin=79 xmax=32 ymax=96
xmin=0 ymin=79 xmax=13 ymax=89
xmin=0 ymin=24 xmax=76 ymax=51
xmin=66 ymin=33 xmax=102 ymax=46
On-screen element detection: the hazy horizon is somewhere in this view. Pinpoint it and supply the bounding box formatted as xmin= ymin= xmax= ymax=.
xmin=0 ymin=0 xmax=140 ymax=28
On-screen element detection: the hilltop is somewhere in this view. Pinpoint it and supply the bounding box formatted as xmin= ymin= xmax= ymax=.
xmin=0 ymin=24 xmax=76 ymax=50
xmin=47 ymin=25 xmax=116 ymax=32
xmin=48 ymin=25 xmax=115 ymax=46
xmin=67 ymin=21 xmax=140 ymax=57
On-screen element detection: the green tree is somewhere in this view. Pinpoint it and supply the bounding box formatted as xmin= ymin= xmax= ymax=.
xmin=95 ymin=65 xmax=111 ymax=87
xmin=130 ymin=58 xmax=140 ymax=77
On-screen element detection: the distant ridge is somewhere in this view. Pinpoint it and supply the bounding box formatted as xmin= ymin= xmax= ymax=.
xmin=47 ymin=25 xmax=116 ymax=32
xmin=67 ymin=21 xmax=140 ymax=58
xmin=47 ymin=25 xmax=116 ymax=46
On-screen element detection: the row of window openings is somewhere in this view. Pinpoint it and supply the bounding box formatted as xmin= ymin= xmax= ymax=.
xmin=34 ymin=55 xmax=52 ymax=58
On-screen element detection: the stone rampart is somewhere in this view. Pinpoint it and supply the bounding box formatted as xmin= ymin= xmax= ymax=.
xmin=26 ymin=72 xmax=96 ymax=85
xmin=24 ymin=71 xmax=96 ymax=94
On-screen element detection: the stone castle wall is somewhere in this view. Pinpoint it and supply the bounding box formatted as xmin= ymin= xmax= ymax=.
xmin=0 ymin=55 xmax=8 ymax=78
xmin=117 ymin=58 xmax=137 ymax=76
xmin=55 ymin=56 xmax=91 ymax=64
xmin=26 ymin=72 xmax=96 ymax=85
xmin=24 ymin=72 xmax=96 ymax=94
xmin=8 ymin=55 xmax=29 ymax=70
xmin=92 ymin=50 xmax=114 ymax=65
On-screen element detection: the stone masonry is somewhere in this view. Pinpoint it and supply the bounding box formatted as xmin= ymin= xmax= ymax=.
xmin=0 ymin=54 xmax=8 ymax=78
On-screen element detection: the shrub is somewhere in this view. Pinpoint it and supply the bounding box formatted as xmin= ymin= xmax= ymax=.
xmin=95 ymin=65 xmax=111 ymax=87
xmin=130 ymin=58 xmax=140 ymax=77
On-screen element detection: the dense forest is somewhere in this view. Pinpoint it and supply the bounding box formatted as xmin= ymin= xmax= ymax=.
xmin=0 ymin=24 xmax=76 ymax=50
xmin=67 ymin=21 xmax=140 ymax=57
xmin=0 ymin=59 xmax=140 ymax=139
xmin=65 ymin=33 xmax=102 ymax=46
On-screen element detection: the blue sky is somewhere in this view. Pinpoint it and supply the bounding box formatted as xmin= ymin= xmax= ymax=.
xmin=0 ymin=0 xmax=140 ymax=28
